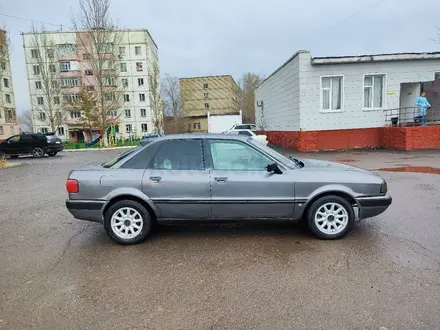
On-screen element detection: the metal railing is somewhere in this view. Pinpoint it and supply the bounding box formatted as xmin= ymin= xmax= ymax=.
xmin=384 ymin=106 xmax=440 ymax=126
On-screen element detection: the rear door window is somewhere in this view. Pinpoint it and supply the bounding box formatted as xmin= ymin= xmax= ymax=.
xmin=149 ymin=140 xmax=204 ymax=170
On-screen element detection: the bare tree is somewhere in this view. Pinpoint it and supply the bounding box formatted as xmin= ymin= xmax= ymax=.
xmin=238 ymin=72 xmax=263 ymax=124
xmin=148 ymin=62 xmax=163 ymax=133
xmin=72 ymin=0 xmax=123 ymax=146
xmin=18 ymin=110 xmax=35 ymax=132
xmin=28 ymin=26 xmax=66 ymax=133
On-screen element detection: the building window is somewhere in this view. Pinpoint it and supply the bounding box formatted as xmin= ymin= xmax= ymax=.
xmin=52 ymin=80 xmax=60 ymax=89
xmin=120 ymin=63 xmax=127 ymax=72
xmin=204 ymin=103 xmax=209 ymax=109
xmin=136 ymin=62 xmax=143 ymax=72
xmin=125 ymin=109 xmax=131 ymax=118
xmin=40 ymin=127 xmax=49 ymax=134
xmin=139 ymin=93 xmax=146 ymax=102
xmin=434 ymin=72 xmax=440 ymax=80
xmin=138 ymin=78 xmax=144 ymax=86
xmin=321 ymin=76 xmax=343 ymax=111
xmin=204 ymin=92 xmax=209 ymax=99
xmin=1 ymin=61 xmax=6 ymax=70
xmin=124 ymin=94 xmax=130 ymax=102
xmin=363 ymin=75 xmax=385 ymax=109
xmin=10 ymin=126 xmax=14 ymax=135
xmin=37 ymin=97 xmax=44 ymax=105
xmin=35 ymin=81 xmax=42 ymax=89
xmin=64 ymin=94 xmax=79 ymax=104
xmin=83 ymin=53 xmax=92 ymax=60
xmin=108 ymin=109 xmax=118 ymax=117
xmin=70 ymin=111 xmax=81 ymax=119
xmin=0 ymin=126 xmax=3 ymax=135
xmin=33 ymin=65 xmax=41 ymax=75
xmin=5 ymin=94 xmax=11 ymax=103
xmin=58 ymin=127 xmax=65 ymax=135
xmin=85 ymin=70 xmax=93 ymax=76
xmin=39 ymin=112 xmax=46 ymax=121
xmin=105 ymin=93 xmax=116 ymax=101
xmin=47 ymin=49 xmax=54 ymax=58
xmin=54 ymin=96 xmax=60 ymax=105
xmin=119 ymin=47 xmax=126 ymax=56
xmin=122 ymin=79 xmax=128 ymax=87
xmin=60 ymin=62 xmax=71 ymax=72
xmin=85 ymin=85 xmax=95 ymax=91
xmin=193 ymin=122 xmax=201 ymax=130
xmin=56 ymin=112 xmax=62 ymax=121
xmin=31 ymin=49 xmax=39 ymax=58
xmin=3 ymin=78 xmax=9 ymax=88
xmin=104 ymin=77 xmax=116 ymax=86
xmin=135 ymin=46 xmax=142 ymax=55
xmin=57 ymin=44 xmax=76 ymax=56
xmin=49 ymin=64 xmax=56 ymax=73
xmin=125 ymin=124 xmax=132 ymax=133
xmin=61 ymin=78 xmax=80 ymax=88
xmin=141 ymin=123 xmax=148 ymax=132
xmin=203 ymin=83 xmax=208 ymax=89
xmin=140 ymin=108 xmax=147 ymax=117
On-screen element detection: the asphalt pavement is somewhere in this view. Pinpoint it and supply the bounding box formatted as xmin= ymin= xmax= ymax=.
xmin=0 ymin=149 xmax=440 ymax=330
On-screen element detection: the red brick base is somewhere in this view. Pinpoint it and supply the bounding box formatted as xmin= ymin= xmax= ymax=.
xmin=259 ymin=126 xmax=440 ymax=151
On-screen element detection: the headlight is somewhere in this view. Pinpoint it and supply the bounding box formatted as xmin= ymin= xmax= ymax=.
xmin=380 ymin=180 xmax=388 ymax=194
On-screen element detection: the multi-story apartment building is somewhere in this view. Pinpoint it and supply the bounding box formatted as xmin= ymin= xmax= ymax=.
xmin=22 ymin=29 xmax=159 ymax=142
xmin=180 ymin=75 xmax=241 ymax=132
xmin=0 ymin=29 xmax=19 ymax=141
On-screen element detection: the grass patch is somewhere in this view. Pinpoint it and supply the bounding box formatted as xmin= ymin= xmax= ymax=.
xmin=0 ymin=154 xmax=6 ymax=168
xmin=64 ymin=139 xmax=141 ymax=150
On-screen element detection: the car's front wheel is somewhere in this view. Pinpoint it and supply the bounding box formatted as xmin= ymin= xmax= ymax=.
xmin=32 ymin=147 xmax=44 ymax=158
xmin=307 ymin=195 xmax=354 ymax=240
xmin=104 ymin=200 xmax=152 ymax=245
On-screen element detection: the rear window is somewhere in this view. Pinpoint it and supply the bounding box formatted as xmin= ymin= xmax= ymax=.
xmin=102 ymin=147 xmax=139 ymax=168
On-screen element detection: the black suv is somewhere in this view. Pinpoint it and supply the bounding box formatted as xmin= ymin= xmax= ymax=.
xmin=0 ymin=133 xmax=64 ymax=158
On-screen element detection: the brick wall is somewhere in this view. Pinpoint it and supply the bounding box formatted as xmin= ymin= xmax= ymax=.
xmin=260 ymin=126 xmax=440 ymax=151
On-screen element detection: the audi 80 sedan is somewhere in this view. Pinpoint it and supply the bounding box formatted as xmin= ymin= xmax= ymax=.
xmin=65 ymin=134 xmax=392 ymax=245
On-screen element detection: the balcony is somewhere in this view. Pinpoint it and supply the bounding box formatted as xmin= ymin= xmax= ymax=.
xmin=4 ymin=109 xmax=17 ymax=123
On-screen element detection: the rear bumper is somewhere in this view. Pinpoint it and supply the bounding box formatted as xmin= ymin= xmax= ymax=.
xmin=357 ymin=194 xmax=392 ymax=220
xmin=66 ymin=200 xmax=105 ymax=223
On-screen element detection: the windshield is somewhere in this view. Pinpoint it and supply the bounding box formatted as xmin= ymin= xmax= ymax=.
xmin=102 ymin=147 xmax=139 ymax=168
xmin=249 ymin=139 xmax=299 ymax=169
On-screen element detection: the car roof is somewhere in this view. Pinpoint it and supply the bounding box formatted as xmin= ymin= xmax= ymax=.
xmin=155 ymin=133 xmax=248 ymax=141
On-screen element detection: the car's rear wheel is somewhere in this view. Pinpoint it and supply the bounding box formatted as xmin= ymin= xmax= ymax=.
xmin=32 ymin=147 xmax=44 ymax=158
xmin=104 ymin=200 xmax=152 ymax=245
xmin=47 ymin=152 xmax=57 ymax=156
xmin=307 ymin=195 xmax=354 ymax=240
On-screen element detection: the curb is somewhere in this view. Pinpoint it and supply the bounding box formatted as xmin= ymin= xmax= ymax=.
xmin=63 ymin=146 xmax=137 ymax=152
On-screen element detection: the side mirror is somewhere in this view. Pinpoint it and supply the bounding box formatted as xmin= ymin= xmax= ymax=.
xmin=267 ymin=163 xmax=283 ymax=175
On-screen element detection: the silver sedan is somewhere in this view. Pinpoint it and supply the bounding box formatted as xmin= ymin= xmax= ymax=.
xmin=66 ymin=134 xmax=392 ymax=245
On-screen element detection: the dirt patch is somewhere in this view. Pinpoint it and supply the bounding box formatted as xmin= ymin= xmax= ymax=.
xmin=337 ymin=159 xmax=358 ymax=163
xmin=376 ymin=166 xmax=440 ymax=174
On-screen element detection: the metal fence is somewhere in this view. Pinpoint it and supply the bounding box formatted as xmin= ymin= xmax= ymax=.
xmin=384 ymin=106 xmax=440 ymax=127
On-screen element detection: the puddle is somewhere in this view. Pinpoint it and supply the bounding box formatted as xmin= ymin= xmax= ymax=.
xmin=376 ymin=166 xmax=440 ymax=174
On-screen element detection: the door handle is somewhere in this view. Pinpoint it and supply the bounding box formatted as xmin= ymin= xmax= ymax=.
xmin=149 ymin=176 xmax=162 ymax=183
xmin=215 ymin=177 xmax=228 ymax=183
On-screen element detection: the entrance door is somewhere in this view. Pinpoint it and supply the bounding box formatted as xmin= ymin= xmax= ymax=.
xmin=207 ymin=139 xmax=295 ymax=220
xmin=141 ymin=139 xmax=211 ymax=220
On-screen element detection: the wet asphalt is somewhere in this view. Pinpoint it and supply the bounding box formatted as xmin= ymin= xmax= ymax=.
xmin=0 ymin=149 xmax=440 ymax=330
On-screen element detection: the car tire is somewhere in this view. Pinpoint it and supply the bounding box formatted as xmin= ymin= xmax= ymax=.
xmin=307 ymin=195 xmax=355 ymax=240
xmin=32 ymin=147 xmax=44 ymax=158
xmin=47 ymin=152 xmax=57 ymax=156
xmin=104 ymin=200 xmax=153 ymax=245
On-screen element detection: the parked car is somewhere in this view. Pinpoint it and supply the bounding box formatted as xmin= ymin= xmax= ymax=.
xmin=66 ymin=134 xmax=391 ymax=245
xmin=0 ymin=133 xmax=63 ymax=158
xmin=230 ymin=124 xmax=258 ymax=131
xmin=140 ymin=133 xmax=163 ymax=146
xmin=224 ymin=129 xmax=268 ymax=145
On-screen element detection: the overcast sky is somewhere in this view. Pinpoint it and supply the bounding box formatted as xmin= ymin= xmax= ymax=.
xmin=1 ymin=0 xmax=440 ymax=114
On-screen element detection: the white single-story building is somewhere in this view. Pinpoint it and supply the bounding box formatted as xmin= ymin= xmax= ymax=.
xmin=255 ymin=50 xmax=440 ymax=150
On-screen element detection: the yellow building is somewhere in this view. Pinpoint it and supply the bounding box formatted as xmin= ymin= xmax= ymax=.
xmin=180 ymin=75 xmax=241 ymax=132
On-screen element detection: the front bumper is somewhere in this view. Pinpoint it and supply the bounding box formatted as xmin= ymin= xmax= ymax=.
xmin=357 ymin=194 xmax=392 ymax=220
xmin=66 ymin=200 xmax=106 ymax=223
xmin=46 ymin=144 xmax=64 ymax=152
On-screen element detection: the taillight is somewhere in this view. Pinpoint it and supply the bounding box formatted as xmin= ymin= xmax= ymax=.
xmin=66 ymin=179 xmax=79 ymax=193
